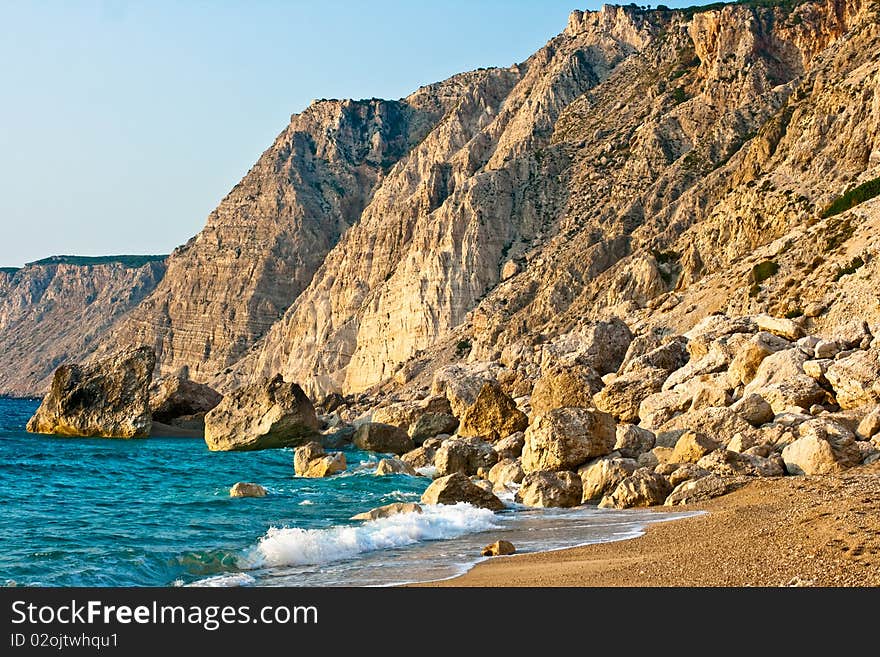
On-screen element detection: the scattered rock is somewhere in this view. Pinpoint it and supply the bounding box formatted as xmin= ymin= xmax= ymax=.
xmin=493 ymin=431 xmax=525 ymax=460
xmin=420 ymin=472 xmax=505 ymax=510
xmin=857 ymin=406 xmax=880 ymax=439
xmin=613 ymin=423 xmax=656 ymax=458
xmin=204 ymin=374 xmax=320 ymax=451
xmin=457 ymin=382 xmax=528 ymax=441
xmin=431 ymin=364 xmax=499 ymax=417
xmin=578 ymin=456 xmax=638 ymax=501
xmin=727 ymin=332 xmax=791 ymax=387
xmin=351 ymin=502 xmax=422 ymax=521
xmin=657 ymin=406 xmax=757 ymax=448
xmin=434 ymin=437 xmax=498 ymax=476
xmin=599 ymin=469 xmax=672 ymax=509
xmin=825 ymin=349 xmax=880 ymax=410
xmin=667 ymin=463 xmax=711 ymax=487
xmin=229 ymin=482 xmax=268 ymax=498
xmin=697 ymin=449 xmax=784 ymax=477
xmin=408 ymin=412 xmax=459 ymax=444
xmin=371 ymin=396 xmax=453 ymax=432
xmin=294 ymin=442 xmax=346 ymax=477
xmin=27 ymin=347 xmax=155 ymax=438
xmin=671 ymin=431 xmax=720 ymax=464
xmin=487 ymin=458 xmax=524 ymax=490
xmin=353 ymin=422 xmax=414 ymax=455
xmin=665 ymin=475 xmax=734 ymax=506
xmin=521 ymin=407 xmax=616 ymax=473
xmin=481 ymin=540 xmax=516 ymax=557
xmin=638 ymin=389 xmax=691 ymax=431
xmin=730 ymin=393 xmax=774 ymax=427
xmin=620 ymin=336 xmax=689 ymax=375
xmin=782 ymin=418 xmax=861 ymax=474
xmin=593 ymin=366 xmax=668 ymax=422
xmin=516 ymin=470 xmax=583 ymax=508
xmin=375 ymin=458 xmax=417 ymax=476
xmin=754 ymin=314 xmax=804 ymax=341
xmin=401 ymin=445 xmax=437 ymax=470
xmin=530 ymin=363 xmax=604 ymax=414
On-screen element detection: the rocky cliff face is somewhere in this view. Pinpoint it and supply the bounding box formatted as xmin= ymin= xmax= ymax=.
xmin=224 ymin=0 xmax=878 ymax=398
xmin=11 ymin=0 xmax=876 ymax=403
xmin=92 ymin=83 xmax=486 ymax=381
xmin=0 ymin=258 xmax=165 ymax=397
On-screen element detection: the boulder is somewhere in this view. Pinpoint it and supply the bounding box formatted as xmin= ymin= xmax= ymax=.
xmin=681 ymin=375 xmax=731 ymax=411
xmin=319 ymin=392 xmax=347 ymax=414
xmin=638 ymin=390 xmax=690 ymax=431
xmin=750 ymin=377 xmax=827 ymax=414
xmin=420 ymin=473 xmax=505 ymax=510
xmin=371 ymin=395 xmax=453 ymax=431
xmin=578 ymin=456 xmax=638 ymax=501
xmin=613 ymin=423 xmax=656 ymax=458
xmin=471 ymin=477 xmax=495 ymax=493
xmin=825 ymin=349 xmax=880 ymax=410
xmin=662 ymin=342 xmax=734 ymax=391
xmin=598 ymin=469 xmax=672 ymax=509
xmin=481 ymin=540 xmax=516 ymax=557
xmin=353 ymin=422 xmax=414 ymax=455
xmin=657 ymin=406 xmax=758 ymax=448
xmin=493 ymin=431 xmax=525 ymax=460
xmin=696 ymin=449 xmax=784 ymax=477
xmin=665 ymin=475 xmax=734 ymax=506
xmin=431 ymin=364 xmax=500 ymax=417
xmin=204 ymin=375 xmax=319 ymax=451
xmin=457 ymin=383 xmax=528 ymax=441
xmin=401 ymin=445 xmax=437 ymax=470
xmin=521 ymin=407 xmax=616 ymax=473
xmin=530 ymin=364 xmax=603 ymax=414
xmin=620 ymin=336 xmax=689 ymax=375
xmin=294 ymin=442 xmax=346 ymax=478
xmin=781 ymin=418 xmax=861 ymax=474
xmin=434 ymin=437 xmax=498 ymax=476
xmin=375 ymin=458 xmax=417 ymax=476
xmin=149 ymin=372 xmax=222 ymax=424
xmin=593 ymin=366 xmax=668 ymax=422
xmin=515 ymin=470 xmax=583 ymax=508
xmin=540 ymin=318 xmax=633 ymax=375
xmin=802 ymin=359 xmax=832 ymax=383
xmin=229 ymin=482 xmax=268 ymax=498
xmin=487 ymin=458 xmax=524 ymax=490
xmin=670 ymin=431 xmax=720 ymax=464
xmin=727 ymin=331 xmax=791 ymax=387
xmin=730 ymin=393 xmax=774 ymax=427
xmin=351 ymin=502 xmax=422 ymax=521
xmin=320 ymin=424 xmax=356 ymax=449
xmin=667 ymin=464 xmax=711 ymax=487
xmin=754 ymin=314 xmax=804 ymax=341
xmin=27 ymin=346 xmax=155 ymax=438
xmin=408 ymin=413 xmax=459 ymax=444
xmin=857 ymin=406 xmax=880 ymax=439
xmin=683 ymin=315 xmax=756 ymax=357
xmin=744 ymin=348 xmax=808 ymax=393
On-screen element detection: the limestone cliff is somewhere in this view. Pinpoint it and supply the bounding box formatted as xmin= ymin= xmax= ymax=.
xmin=0 ymin=257 xmax=165 ymax=397
xmin=9 ymin=0 xmax=878 ymax=404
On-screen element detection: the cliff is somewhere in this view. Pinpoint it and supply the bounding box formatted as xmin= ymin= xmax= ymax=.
xmin=0 ymin=257 xmax=166 ymax=397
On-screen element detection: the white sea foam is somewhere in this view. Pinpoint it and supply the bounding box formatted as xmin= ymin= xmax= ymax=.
xmin=243 ymin=503 xmax=499 ymax=569
xmin=188 ymin=572 xmax=256 ymax=587
xmin=415 ymin=465 xmax=438 ymax=478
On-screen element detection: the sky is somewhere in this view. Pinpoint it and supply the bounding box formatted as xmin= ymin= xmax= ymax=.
xmin=0 ymin=0 xmax=696 ymax=268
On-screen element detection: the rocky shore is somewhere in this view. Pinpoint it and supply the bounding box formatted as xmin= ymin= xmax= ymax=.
xmin=26 ymin=312 xmax=880 ymax=527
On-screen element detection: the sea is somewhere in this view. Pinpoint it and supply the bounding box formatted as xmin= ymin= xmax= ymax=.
xmin=0 ymin=397 xmax=691 ymax=587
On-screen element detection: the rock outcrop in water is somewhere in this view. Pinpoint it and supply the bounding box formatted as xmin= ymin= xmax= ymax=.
xmin=203 ymin=374 xmax=320 ymax=451
xmin=26 ymin=346 xmax=155 ymax=438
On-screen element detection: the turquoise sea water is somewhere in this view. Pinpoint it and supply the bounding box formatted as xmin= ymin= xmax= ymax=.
xmin=0 ymin=397 xmax=690 ymax=587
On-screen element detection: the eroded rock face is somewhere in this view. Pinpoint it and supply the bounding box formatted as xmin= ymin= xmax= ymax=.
xmin=26 ymin=347 xmax=155 ymax=438
xmin=204 ymin=374 xmax=320 ymax=451
xmin=522 ymin=407 xmax=616 ymax=473
xmin=516 ymin=470 xmax=583 ymax=508
xmin=420 ymin=472 xmax=505 ymax=510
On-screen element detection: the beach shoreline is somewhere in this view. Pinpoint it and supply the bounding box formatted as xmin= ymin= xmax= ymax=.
xmin=415 ymin=463 xmax=880 ymax=587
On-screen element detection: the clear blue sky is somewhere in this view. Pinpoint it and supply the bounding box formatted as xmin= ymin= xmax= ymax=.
xmin=0 ymin=0 xmax=695 ymax=268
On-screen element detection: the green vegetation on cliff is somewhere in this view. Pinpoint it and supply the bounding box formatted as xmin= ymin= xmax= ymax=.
xmin=821 ymin=177 xmax=880 ymax=219
xmin=25 ymin=255 xmax=167 ymax=269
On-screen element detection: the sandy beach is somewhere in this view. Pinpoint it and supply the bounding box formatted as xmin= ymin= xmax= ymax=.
xmin=421 ymin=462 xmax=880 ymax=587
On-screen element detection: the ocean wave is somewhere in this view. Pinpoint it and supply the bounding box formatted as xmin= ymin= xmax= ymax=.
xmin=187 ymin=572 xmax=256 ymax=587
xmin=242 ymin=503 xmax=499 ymax=569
